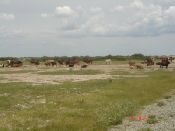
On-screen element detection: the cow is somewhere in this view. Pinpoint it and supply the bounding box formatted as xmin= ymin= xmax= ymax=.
xmin=105 ymin=59 xmax=112 ymax=64
xmin=135 ymin=64 xmax=144 ymax=69
xmin=128 ymin=60 xmax=135 ymax=69
xmin=81 ymin=64 xmax=88 ymax=68
xmin=30 ymin=59 xmax=40 ymax=65
xmin=65 ymin=59 xmax=80 ymax=67
xmin=83 ymin=58 xmax=93 ymax=64
xmin=156 ymin=57 xmax=170 ymax=68
xmin=146 ymin=58 xmax=154 ymax=66
xmin=128 ymin=61 xmax=136 ymax=69
xmin=57 ymin=59 xmax=65 ymax=65
xmin=6 ymin=60 xmax=23 ymax=67
xmin=45 ymin=60 xmax=57 ymax=67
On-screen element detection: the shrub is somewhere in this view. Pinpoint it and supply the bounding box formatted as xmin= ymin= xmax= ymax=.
xmin=147 ymin=115 xmax=158 ymax=124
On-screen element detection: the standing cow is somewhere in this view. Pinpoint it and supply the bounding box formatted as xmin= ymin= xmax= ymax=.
xmin=105 ymin=59 xmax=112 ymax=64
xmin=65 ymin=59 xmax=80 ymax=67
xmin=156 ymin=57 xmax=170 ymax=68
xmin=45 ymin=60 xmax=57 ymax=67
xmin=146 ymin=58 xmax=154 ymax=66
xmin=30 ymin=59 xmax=40 ymax=66
xmin=83 ymin=58 xmax=93 ymax=64
xmin=6 ymin=60 xmax=23 ymax=67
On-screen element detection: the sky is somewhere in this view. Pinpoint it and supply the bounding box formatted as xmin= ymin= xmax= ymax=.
xmin=0 ymin=0 xmax=175 ymax=57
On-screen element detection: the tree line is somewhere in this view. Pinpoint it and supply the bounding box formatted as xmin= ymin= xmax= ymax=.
xmin=0 ymin=54 xmax=160 ymax=62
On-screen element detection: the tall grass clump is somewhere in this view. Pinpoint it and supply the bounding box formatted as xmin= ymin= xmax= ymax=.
xmin=95 ymin=101 xmax=137 ymax=128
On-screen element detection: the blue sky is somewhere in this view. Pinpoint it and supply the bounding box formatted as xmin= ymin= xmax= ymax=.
xmin=0 ymin=0 xmax=175 ymax=57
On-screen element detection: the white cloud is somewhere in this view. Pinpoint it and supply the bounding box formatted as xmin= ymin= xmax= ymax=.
xmin=55 ymin=6 xmax=77 ymax=17
xmin=0 ymin=13 xmax=15 ymax=20
xmin=165 ymin=6 xmax=175 ymax=15
xmin=41 ymin=2 xmax=175 ymax=37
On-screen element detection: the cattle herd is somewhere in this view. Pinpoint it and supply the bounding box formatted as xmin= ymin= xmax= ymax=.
xmin=129 ymin=56 xmax=173 ymax=69
xmin=0 ymin=56 xmax=174 ymax=69
xmin=0 ymin=58 xmax=93 ymax=68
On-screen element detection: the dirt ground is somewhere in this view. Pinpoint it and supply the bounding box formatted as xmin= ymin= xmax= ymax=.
xmin=0 ymin=63 xmax=174 ymax=85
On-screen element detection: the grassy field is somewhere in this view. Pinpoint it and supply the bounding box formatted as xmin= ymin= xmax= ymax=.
xmin=0 ymin=70 xmax=175 ymax=130
xmin=93 ymin=59 xmax=144 ymax=65
xmin=38 ymin=69 xmax=103 ymax=75
xmin=0 ymin=70 xmax=35 ymax=74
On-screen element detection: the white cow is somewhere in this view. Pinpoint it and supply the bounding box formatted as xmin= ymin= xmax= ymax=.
xmin=105 ymin=59 xmax=112 ymax=64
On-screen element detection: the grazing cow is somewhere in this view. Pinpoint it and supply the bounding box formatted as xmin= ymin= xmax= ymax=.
xmin=146 ymin=58 xmax=154 ymax=66
xmin=6 ymin=60 xmax=23 ymax=67
xmin=135 ymin=64 xmax=144 ymax=69
xmin=65 ymin=59 xmax=79 ymax=67
xmin=128 ymin=61 xmax=136 ymax=69
xmin=105 ymin=59 xmax=112 ymax=64
xmin=58 ymin=59 xmax=64 ymax=65
xmin=45 ymin=60 xmax=57 ymax=67
xmin=156 ymin=57 xmax=170 ymax=68
xmin=83 ymin=58 xmax=93 ymax=64
xmin=128 ymin=60 xmax=135 ymax=66
xmin=81 ymin=64 xmax=88 ymax=68
xmin=30 ymin=59 xmax=40 ymax=65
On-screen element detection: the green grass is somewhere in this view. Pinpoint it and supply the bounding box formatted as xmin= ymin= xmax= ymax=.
xmin=0 ymin=71 xmax=174 ymax=130
xmin=38 ymin=69 xmax=103 ymax=75
xmin=93 ymin=60 xmax=142 ymax=65
xmin=110 ymin=70 xmax=146 ymax=75
xmin=0 ymin=70 xmax=35 ymax=74
xmin=147 ymin=115 xmax=158 ymax=124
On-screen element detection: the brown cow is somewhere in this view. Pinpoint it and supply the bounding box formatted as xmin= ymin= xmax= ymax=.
xmin=30 ymin=59 xmax=40 ymax=65
xmin=83 ymin=58 xmax=93 ymax=64
xmin=146 ymin=58 xmax=154 ymax=66
xmin=57 ymin=59 xmax=65 ymax=65
xmin=6 ymin=60 xmax=23 ymax=67
xmin=135 ymin=64 xmax=144 ymax=69
xmin=156 ymin=57 xmax=170 ymax=68
xmin=65 ymin=59 xmax=80 ymax=67
xmin=81 ymin=64 xmax=88 ymax=68
xmin=45 ymin=60 xmax=57 ymax=67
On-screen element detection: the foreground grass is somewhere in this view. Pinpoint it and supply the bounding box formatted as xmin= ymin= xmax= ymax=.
xmin=38 ymin=69 xmax=103 ymax=75
xmin=0 ymin=71 xmax=175 ymax=130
